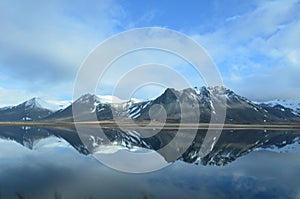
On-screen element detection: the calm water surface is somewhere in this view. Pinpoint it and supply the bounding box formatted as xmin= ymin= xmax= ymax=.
xmin=0 ymin=126 xmax=300 ymax=199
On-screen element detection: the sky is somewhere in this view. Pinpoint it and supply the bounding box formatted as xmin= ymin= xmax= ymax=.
xmin=0 ymin=0 xmax=300 ymax=106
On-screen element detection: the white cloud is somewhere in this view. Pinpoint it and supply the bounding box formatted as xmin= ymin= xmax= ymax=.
xmin=0 ymin=0 xmax=299 ymax=104
xmin=72 ymin=28 xmax=214 ymax=100
xmin=0 ymin=87 xmax=39 ymax=107
xmin=0 ymin=0 xmax=121 ymax=81
xmin=0 ymin=0 xmax=128 ymax=104
xmin=225 ymin=15 xmax=241 ymax=22
xmin=192 ymin=0 xmax=300 ymax=100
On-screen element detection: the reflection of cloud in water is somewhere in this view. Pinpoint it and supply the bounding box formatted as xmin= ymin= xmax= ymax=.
xmin=1 ymin=140 xmax=300 ymax=198
xmin=160 ymin=151 xmax=300 ymax=199
xmin=94 ymin=147 xmax=170 ymax=173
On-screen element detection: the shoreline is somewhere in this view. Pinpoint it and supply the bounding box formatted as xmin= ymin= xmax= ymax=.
xmin=0 ymin=121 xmax=300 ymax=130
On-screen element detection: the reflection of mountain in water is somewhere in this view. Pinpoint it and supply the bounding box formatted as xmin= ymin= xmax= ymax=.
xmin=0 ymin=126 xmax=89 ymax=155
xmin=0 ymin=126 xmax=299 ymax=166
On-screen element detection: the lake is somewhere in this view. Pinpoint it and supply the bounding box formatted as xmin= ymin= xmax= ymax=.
xmin=0 ymin=126 xmax=300 ymax=199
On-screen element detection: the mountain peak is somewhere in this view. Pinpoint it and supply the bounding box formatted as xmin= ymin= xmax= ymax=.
xmin=207 ymin=86 xmax=232 ymax=94
xmin=75 ymin=93 xmax=100 ymax=104
xmin=24 ymin=97 xmax=44 ymax=109
xmin=23 ymin=97 xmax=67 ymax=111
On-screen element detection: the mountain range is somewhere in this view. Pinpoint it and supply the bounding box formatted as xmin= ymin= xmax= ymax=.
xmin=0 ymin=86 xmax=300 ymax=166
xmin=0 ymin=86 xmax=299 ymax=124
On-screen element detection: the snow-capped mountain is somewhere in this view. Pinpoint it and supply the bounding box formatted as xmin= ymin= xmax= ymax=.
xmin=0 ymin=98 xmax=53 ymax=121
xmin=45 ymin=94 xmax=102 ymax=121
xmin=260 ymin=99 xmax=300 ymax=116
xmin=1 ymin=87 xmax=299 ymax=167
xmin=47 ymin=93 xmax=144 ymax=121
xmin=24 ymin=97 xmax=70 ymax=111
xmin=0 ymin=86 xmax=299 ymax=123
xmin=124 ymin=86 xmax=300 ymax=124
xmin=0 ymin=97 xmax=71 ymax=121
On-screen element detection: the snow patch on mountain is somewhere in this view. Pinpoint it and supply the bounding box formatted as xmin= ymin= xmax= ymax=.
xmin=262 ymin=99 xmax=300 ymax=115
xmin=24 ymin=98 xmax=71 ymax=111
xmin=44 ymin=100 xmax=71 ymax=110
xmin=96 ymin=95 xmax=142 ymax=104
xmin=128 ymin=101 xmax=152 ymax=119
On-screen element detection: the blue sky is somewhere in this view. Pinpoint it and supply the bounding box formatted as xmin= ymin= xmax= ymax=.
xmin=0 ymin=0 xmax=299 ymax=106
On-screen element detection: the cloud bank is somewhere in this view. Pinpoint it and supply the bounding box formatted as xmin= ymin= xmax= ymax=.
xmin=0 ymin=0 xmax=299 ymax=106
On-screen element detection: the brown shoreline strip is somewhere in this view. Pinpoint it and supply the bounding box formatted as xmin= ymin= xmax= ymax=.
xmin=0 ymin=121 xmax=300 ymax=130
